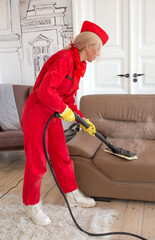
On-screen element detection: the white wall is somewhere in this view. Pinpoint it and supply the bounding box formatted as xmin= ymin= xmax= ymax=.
xmin=0 ymin=0 xmax=73 ymax=85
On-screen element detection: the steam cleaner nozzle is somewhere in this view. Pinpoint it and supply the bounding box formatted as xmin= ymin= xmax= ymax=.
xmin=73 ymin=112 xmax=138 ymax=160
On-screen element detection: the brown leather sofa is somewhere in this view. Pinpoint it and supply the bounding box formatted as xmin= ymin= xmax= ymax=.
xmin=0 ymin=85 xmax=32 ymax=151
xmin=67 ymin=94 xmax=155 ymax=202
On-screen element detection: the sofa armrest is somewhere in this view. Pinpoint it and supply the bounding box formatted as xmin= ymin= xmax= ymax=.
xmin=67 ymin=130 xmax=101 ymax=159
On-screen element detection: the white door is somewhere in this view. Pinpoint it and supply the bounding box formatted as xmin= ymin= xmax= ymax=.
xmin=72 ymin=0 xmax=155 ymax=101
xmin=130 ymin=0 xmax=155 ymax=94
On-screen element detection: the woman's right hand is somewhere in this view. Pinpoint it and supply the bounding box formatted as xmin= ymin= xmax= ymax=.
xmin=60 ymin=106 xmax=75 ymax=122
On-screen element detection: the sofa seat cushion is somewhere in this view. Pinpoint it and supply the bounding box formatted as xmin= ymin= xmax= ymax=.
xmin=93 ymin=138 xmax=155 ymax=182
xmin=0 ymin=131 xmax=24 ymax=149
xmin=67 ymin=130 xmax=101 ymax=158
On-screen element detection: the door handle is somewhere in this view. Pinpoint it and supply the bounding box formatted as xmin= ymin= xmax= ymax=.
xmin=133 ymin=73 xmax=144 ymax=77
xmin=117 ymin=73 xmax=130 ymax=78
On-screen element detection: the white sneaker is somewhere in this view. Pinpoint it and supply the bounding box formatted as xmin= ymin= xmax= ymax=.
xmin=26 ymin=202 xmax=51 ymax=226
xmin=65 ymin=189 xmax=96 ymax=208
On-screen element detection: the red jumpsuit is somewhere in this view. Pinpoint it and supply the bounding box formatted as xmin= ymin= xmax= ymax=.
xmin=21 ymin=47 xmax=86 ymax=206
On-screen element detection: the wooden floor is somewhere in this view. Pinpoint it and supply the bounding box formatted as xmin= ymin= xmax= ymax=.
xmin=0 ymin=150 xmax=154 ymax=240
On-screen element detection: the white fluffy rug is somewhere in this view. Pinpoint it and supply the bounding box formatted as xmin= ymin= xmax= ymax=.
xmin=0 ymin=195 xmax=117 ymax=240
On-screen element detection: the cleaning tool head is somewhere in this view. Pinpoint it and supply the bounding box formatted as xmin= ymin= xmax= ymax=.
xmin=104 ymin=148 xmax=138 ymax=160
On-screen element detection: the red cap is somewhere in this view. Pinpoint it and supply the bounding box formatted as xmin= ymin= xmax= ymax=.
xmin=80 ymin=20 xmax=109 ymax=45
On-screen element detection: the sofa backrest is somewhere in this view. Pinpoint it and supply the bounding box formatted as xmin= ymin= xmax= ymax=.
xmin=80 ymin=94 xmax=155 ymax=140
xmin=13 ymin=85 xmax=33 ymax=121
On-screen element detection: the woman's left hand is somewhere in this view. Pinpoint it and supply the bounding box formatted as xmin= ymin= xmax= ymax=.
xmin=80 ymin=119 xmax=96 ymax=136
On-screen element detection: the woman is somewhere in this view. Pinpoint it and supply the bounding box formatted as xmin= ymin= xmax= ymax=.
xmin=21 ymin=20 xmax=109 ymax=226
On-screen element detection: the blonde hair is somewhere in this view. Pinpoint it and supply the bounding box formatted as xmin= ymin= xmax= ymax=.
xmin=64 ymin=31 xmax=102 ymax=50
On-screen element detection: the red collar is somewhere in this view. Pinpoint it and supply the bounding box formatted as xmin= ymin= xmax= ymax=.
xmin=70 ymin=44 xmax=86 ymax=96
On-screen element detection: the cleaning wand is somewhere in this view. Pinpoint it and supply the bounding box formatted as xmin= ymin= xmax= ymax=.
xmin=74 ymin=112 xmax=137 ymax=160
xmin=43 ymin=112 xmax=147 ymax=240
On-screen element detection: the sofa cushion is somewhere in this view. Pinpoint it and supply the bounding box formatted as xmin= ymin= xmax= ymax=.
xmin=91 ymin=119 xmax=155 ymax=140
xmin=67 ymin=130 xmax=101 ymax=158
xmin=0 ymin=84 xmax=21 ymax=130
xmin=93 ymin=138 xmax=155 ymax=182
xmin=13 ymin=85 xmax=33 ymax=120
xmin=0 ymin=131 xmax=24 ymax=149
xmin=80 ymin=94 xmax=155 ymax=140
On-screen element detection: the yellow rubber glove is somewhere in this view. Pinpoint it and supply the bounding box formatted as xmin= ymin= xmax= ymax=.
xmin=60 ymin=106 xmax=75 ymax=122
xmin=80 ymin=119 xmax=96 ymax=136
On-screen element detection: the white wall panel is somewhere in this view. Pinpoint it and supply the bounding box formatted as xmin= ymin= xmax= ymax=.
xmin=143 ymin=59 xmax=155 ymax=85
xmin=0 ymin=0 xmax=11 ymax=34
xmin=145 ymin=0 xmax=155 ymax=45
xmin=95 ymin=0 xmax=121 ymax=47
